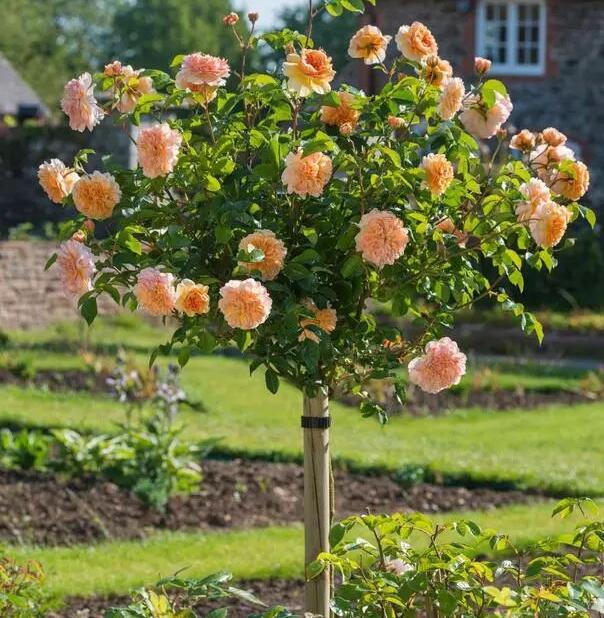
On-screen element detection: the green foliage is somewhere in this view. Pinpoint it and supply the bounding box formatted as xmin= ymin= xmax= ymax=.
xmin=312 ymin=500 xmax=604 ymax=617
xmin=0 ymin=555 xmax=47 ymax=617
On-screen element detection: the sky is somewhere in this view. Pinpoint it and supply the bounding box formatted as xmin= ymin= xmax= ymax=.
xmin=234 ymin=0 xmax=302 ymax=27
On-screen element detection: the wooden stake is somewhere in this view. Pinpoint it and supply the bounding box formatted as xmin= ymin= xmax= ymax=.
xmin=303 ymin=387 xmax=331 ymax=617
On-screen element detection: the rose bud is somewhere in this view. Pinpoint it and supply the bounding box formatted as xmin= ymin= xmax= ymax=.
xmin=474 ymin=56 xmax=492 ymax=75
xmin=248 ymin=11 xmax=259 ymax=23
xmin=223 ymin=12 xmax=239 ymax=26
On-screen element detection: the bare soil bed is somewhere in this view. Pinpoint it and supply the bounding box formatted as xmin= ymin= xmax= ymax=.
xmin=49 ymin=579 xmax=304 ymax=618
xmin=0 ymin=460 xmax=539 ymax=546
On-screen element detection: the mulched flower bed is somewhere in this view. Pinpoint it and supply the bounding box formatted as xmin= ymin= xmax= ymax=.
xmin=49 ymin=579 xmax=304 ymax=618
xmin=0 ymin=367 xmax=110 ymax=394
xmin=0 ymin=460 xmax=539 ymax=547
xmin=0 ymin=367 xmax=597 ymax=415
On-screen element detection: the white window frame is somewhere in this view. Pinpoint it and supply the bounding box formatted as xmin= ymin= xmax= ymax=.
xmin=476 ymin=0 xmax=547 ymax=76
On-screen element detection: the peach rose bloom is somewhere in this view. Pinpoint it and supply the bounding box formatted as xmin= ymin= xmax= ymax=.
xmin=474 ymin=57 xmax=492 ymax=74
xmin=320 ymin=91 xmax=360 ymax=130
xmin=38 ymin=159 xmax=79 ymax=204
xmin=515 ymin=178 xmax=551 ymax=222
xmin=299 ymin=298 xmax=337 ymax=343
xmin=61 ymin=73 xmax=104 ymax=132
xmin=55 ymin=239 xmax=96 ymax=299
xmin=423 ymin=56 xmax=452 ymax=89
xmin=218 ymin=278 xmax=272 ymax=330
xmin=421 ymin=153 xmax=454 ymax=197
xmin=175 ymin=279 xmax=210 ymax=317
xmin=408 ymin=337 xmax=467 ymax=394
xmin=176 ymin=53 xmax=230 ymax=88
xmin=282 ymin=150 xmax=332 ymax=198
xmin=460 ymin=93 xmax=513 ymax=139
xmin=348 ymin=25 xmax=392 ymax=65
xmin=282 ymin=49 xmax=335 ymax=96
xmin=238 ymin=230 xmax=287 ymax=281
xmin=355 ymin=209 xmax=410 ymax=269
xmin=395 ymin=22 xmax=438 ymax=62
xmin=437 ymin=77 xmax=465 ymax=121
xmin=436 ymin=218 xmax=467 ymax=246
xmin=542 ymin=127 xmax=567 ymax=147
xmin=137 ymin=123 xmax=182 ymax=179
xmin=551 ymin=161 xmax=590 ymax=201
xmin=529 ymin=201 xmax=572 ymax=248
xmin=134 ymin=267 xmax=176 ymax=316
xmin=510 ymin=129 xmax=536 ymax=151
xmin=72 ymin=172 xmax=121 ymax=220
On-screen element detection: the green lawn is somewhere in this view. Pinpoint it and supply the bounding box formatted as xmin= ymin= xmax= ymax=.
xmin=14 ymin=501 xmax=597 ymax=603
xmin=0 ymin=349 xmax=602 ymax=494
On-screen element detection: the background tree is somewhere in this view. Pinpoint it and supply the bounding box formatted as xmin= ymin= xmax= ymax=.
xmin=0 ymin=0 xmax=118 ymax=109
xmin=107 ymin=0 xmax=245 ymax=73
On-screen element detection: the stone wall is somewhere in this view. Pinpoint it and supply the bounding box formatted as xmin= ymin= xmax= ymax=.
xmin=0 ymin=241 xmax=116 ymax=330
xmin=362 ymin=0 xmax=603 ymax=205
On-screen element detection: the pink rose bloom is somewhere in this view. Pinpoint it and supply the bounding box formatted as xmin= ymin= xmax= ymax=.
xmin=134 ymin=267 xmax=176 ymax=316
xmin=55 ymin=239 xmax=96 ymax=299
xmin=61 ymin=73 xmax=104 ymax=132
xmin=218 ymin=278 xmax=272 ymax=330
xmin=515 ymin=178 xmax=551 ymax=222
xmin=408 ymin=337 xmax=467 ymax=394
xmin=460 ymin=93 xmax=513 ymax=139
xmin=38 ymin=159 xmax=79 ymax=204
xmin=355 ymin=209 xmax=410 ymax=269
xmin=136 ymin=123 xmax=182 ymax=179
xmin=176 ymin=53 xmax=230 ymax=89
xmin=282 ymin=150 xmax=332 ymax=198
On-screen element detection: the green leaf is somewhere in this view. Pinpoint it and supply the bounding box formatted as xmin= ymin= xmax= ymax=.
xmin=325 ymin=0 xmax=344 ymax=16
xmin=340 ymin=0 xmax=365 ymax=12
xmin=80 ymin=297 xmax=97 ymax=326
xmin=204 ymin=175 xmax=221 ymax=192
xmin=44 ymin=253 xmax=57 ymax=271
xmin=340 ymin=254 xmax=363 ymax=279
xmin=265 ymin=368 xmax=280 ymax=394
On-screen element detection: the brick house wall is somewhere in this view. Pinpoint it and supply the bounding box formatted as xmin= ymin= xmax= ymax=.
xmin=356 ymin=0 xmax=603 ymax=205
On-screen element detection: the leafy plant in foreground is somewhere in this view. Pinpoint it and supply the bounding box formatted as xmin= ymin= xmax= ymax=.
xmin=0 ymin=555 xmax=47 ymax=617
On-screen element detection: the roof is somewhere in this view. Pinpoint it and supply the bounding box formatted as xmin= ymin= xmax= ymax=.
xmin=0 ymin=53 xmax=48 ymax=116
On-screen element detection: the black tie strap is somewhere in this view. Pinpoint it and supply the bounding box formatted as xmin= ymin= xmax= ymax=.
xmin=301 ymin=415 xmax=331 ymax=429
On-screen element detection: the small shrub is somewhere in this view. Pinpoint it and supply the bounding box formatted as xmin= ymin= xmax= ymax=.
xmin=0 ymin=555 xmax=47 ymax=617
xmin=313 ymin=498 xmax=604 ymax=617
xmin=0 ymin=429 xmax=51 ymax=471
xmin=105 ymin=572 xmax=292 ymax=618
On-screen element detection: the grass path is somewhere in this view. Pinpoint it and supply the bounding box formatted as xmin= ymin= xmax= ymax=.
xmin=15 ymin=501 xmax=600 ymax=602
xmin=0 ymin=347 xmax=602 ymax=494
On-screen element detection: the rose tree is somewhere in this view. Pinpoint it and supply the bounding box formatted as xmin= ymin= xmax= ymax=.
xmin=37 ymin=2 xmax=592 ymax=614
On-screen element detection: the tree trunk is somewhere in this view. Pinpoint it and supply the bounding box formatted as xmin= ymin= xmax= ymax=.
xmin=303 ymin=388 xmax=331 ymax=617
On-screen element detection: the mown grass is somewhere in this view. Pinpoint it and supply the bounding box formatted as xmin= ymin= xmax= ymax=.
xmin=1 ymin=349 xmax=603 ymax=495
xmin=14 ymin=501 xmax=599 ymax=602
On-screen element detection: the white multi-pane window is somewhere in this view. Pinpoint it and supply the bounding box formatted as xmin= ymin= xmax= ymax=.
xmin=476 ymin=0 xmax=547 ymax=76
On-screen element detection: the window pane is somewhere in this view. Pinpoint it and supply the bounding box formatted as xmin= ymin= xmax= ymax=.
xmin=483 ymin=2 xmax=508 ymax=64
xmin=516 ymin=3 xmax=542 ymax=66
